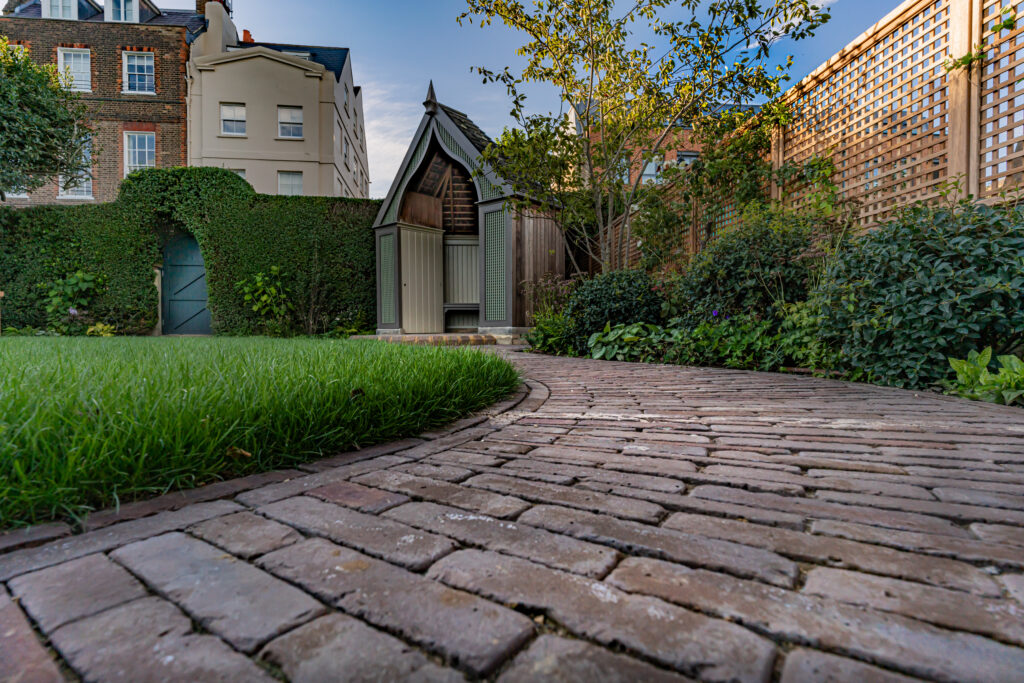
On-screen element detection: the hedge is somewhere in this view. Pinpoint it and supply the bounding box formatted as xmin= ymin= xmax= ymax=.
xmin=0 ymin=167 xmax=380 ymax=335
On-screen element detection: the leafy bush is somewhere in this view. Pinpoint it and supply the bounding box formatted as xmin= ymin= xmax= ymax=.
xmin=523 ymin=272 xmax=579 ymax=324
xmin=0 ymin=338 xmax=521 ymax=527
xmin=525 ymin=311 xmax=577 ymax=356
xmin=662 ymin=207 xmax=819 ymax=328
xmin=235 ymin=266 xmax=295 ymax=337
xmin=43 ymin=270 xmax=102 ymax=334
xmin=564 ymin=269 xmax=663 ymax=354
xmin=588 ymin=322 xmax=675 ymax=362
xmin=944 ymin=348 xmax=1024 ymax=406
xmin=814 ymin=201 xmax=1024 ymax=389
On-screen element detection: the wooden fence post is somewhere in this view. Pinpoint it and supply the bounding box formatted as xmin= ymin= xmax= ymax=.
xmin=947 ymin=0 xmax=980 ymax=198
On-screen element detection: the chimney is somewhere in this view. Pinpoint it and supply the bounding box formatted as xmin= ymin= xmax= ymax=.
xmin=242 ymin=29 xmax=254 ymax=43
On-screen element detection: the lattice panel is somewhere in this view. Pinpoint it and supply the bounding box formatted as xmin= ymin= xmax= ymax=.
xmin=484 ymin=210 xmax=506 ymax=322
xmin=783 ymin=0 xmax=952 ymax=225
xmin=980 ymin=0 xmax=1024 ymax=196
xmin=379 ymin=233 xmax=396 ymax=325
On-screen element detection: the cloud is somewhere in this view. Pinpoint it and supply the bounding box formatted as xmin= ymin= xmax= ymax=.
xmin=360 ymin=78 xmax=426 ymax=199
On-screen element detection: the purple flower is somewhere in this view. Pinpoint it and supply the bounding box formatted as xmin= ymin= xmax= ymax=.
xmin=712 ymin=310 xmax=718 ymax=317
xmin=68 ymin=307 xmax=79 ymax=317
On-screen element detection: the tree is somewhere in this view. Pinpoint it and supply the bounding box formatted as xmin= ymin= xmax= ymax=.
xmin=459 ymin=0 xmax=831 ymax=271
xmin=0 ymin=36 xmax=93 ymax=201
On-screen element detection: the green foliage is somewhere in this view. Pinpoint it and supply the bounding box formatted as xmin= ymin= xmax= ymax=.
xmin=0 ymin=37 xmax=93 ymax=200
xmin=633 ymin=191 xmax=686 ymax=271
xmin=944 ymin=8 xmax=1016 ymax=73
xmin=86 ymin=322 xmax=116 ymax=337
xmin=0 ymin=203 xmax=159 ymax=334
xmin=662 ymin=207 xmax=819 ymax=328
xmin=588 ymin=321 xmax=674 ymax=362
xmin=235 ymin=266 xmax=295 ymax=337
xmin=43 ymin=270 xmax=102 ymax=334
xmin=0 ymin=167 xmax=379 ymax=336
xmin=945 ymin=348 xmax=1024 ymax=407
xmin=774 ymin=302 xmax=839 ymax=372
xmin=460 ymin=0 xmax=830 ymax=270
xmin=525 ymin=311 xmax=577 ymax=356
xmin=0 ymin=337 xmax=521 ymax=527
xmin=564 ymin=269 xmax=664 ymax=355
xmin=814 ymin=200 xmax=1024 ymax=389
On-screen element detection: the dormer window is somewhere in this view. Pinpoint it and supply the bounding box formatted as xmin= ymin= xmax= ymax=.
xmin=43 ymin=0 xmax=76 ymax=19
xmin=109 ymin=0 xmax=138 ymax=23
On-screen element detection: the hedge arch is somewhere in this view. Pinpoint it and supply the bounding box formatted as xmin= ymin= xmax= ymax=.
xmin=0 ymin=167 xmax=381 ymax=335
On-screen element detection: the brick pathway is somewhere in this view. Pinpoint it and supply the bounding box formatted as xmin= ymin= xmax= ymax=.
xmin=2 ymin=351 xmax=1024 ymax=682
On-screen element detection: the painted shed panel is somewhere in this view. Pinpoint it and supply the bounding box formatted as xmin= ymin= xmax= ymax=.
xmin=400 ymin=225 xmax=443 ymax=334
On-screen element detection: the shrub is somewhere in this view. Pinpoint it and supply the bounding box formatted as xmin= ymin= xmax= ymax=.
xmin=662 ymin=207 xmax=819 ymax=328
xmin=525 ymin=311 xmax=577 ymax=356
xmin=814 ymin=201 xmax=1024 ymax=389
xmin=944 ymin=348 xmax=1024 ymax=407
xmin=588 ymin=322 xmax=675 ymax=362
xmin=564 ymin=269 xmax=663 ymax=354
xmin=667 ymin=315 xmax=783 ymax=370
xmin=235 ymin=266 xmax=296 ymax=337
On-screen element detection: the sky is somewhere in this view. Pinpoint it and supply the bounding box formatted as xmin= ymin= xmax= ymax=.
xmin=160 ymin=0 xmax=899 ymax=197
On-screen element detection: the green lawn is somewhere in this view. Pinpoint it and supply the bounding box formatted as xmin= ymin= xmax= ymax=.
xmin=0 ymin=337 xmax=520 ymax=528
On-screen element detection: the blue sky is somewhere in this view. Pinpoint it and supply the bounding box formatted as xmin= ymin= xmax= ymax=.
xmin=163 ymin=0 xmax=898 ymax=196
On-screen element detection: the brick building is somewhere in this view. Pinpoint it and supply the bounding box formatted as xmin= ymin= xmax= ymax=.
xmin=0 ymin=0 xmax=202 ymax=205
xmin=1 ymin=0 xmax=369 ymax=205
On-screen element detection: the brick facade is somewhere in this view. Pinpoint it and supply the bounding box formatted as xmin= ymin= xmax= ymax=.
xmin=0 ymin=16 xmax=189 ymax=205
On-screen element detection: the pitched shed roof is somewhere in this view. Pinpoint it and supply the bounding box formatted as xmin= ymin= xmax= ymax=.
xmin=439 ymin=104 xmax=492 ymax=153
xmin=248 ymin=41 xmax=349 ymax=81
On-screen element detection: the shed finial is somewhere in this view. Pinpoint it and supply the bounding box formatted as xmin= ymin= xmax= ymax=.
xmin=424 ymin=81 xmax=438 ymax=115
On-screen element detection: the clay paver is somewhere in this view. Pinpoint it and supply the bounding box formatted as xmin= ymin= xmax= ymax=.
xmin=2 ymin=351 xmax=1024 ymax=680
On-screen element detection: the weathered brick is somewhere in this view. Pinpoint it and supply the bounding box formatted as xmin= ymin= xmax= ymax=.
xmin=690 ymin=485 xmax=967 ymax=536
xmin=571 ymin=483 xmax=807 ymax=530
xmin=235 ymin=455 xmax=411 ymax=507
xmin=971 ymin=522 xmax=1024 ymax=547
xmin=803 ymin=567 xmax=1024 ymax=646
xmin=665 ymin=512 xmax=1001 ymax=596
xmin=352 ymin=469 xmax=529 ymax=518
xmin=49 ymin=597 xmax=274 ymax=682
xmin=9 ymin=553 xmax=148 ymax=633
xmin=780 ymin=649 xmax=920 ymax=682
xmin=0 ymin=586 xmax=63 ymax=683
xmin=608 ymin=557 xmax=1024 ymax=682
xmin=392 ymin=462 xmax=475 ymax=482
xmin=503 ymin=458 xmax=687 ymax=493
xmin=0 ymin=522 xmax=70 ymax=554
xmin=520 ymin=505 xmax=797 ymax=587
xmin=260 ymin=613 xmax=461 ymax=683
xmin=933 ymin=487 xmax=1024 ymax=510
xmin=497 ymin=634 xmax=692 ymax=682
xmin=384 ymin=501 xmax=618 ymax=577
xmin=812 ymin=519 xmax=1024 ymax=569
xmin=0 ymin=500 xmax=243 ymax=581
xmin=189 ymin=511 xmax=303 ymax=559
xmin=258 ymin=538 xmax=533 ymax=676
xmin=298 ymin=439 xmax=423 ymax=473
xmin=817 ymin=490 xmax=1024 ymax=525
xmin=258 ymin=496 xmax=456 ymax=571
xmin=111 ymin=532 xmax=324 ymax=653
xmin=1001 ymin=574 xmax=1024 ymax=604
xmin=428 ymin=549 xmax=777 ymax=681
xmin=306 ymin=480 xmax=410 ymax=513
xmin=702 ymin=465 xmax=931 ymax=500
xmin=464 ymin=474 xmax=664 ymax=523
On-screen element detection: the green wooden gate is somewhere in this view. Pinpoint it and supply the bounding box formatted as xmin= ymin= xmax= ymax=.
xmin=162 ymin=232 xmax=211 ymax=335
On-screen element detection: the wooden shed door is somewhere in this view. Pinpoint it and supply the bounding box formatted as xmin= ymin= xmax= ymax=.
xmin=162 ymin=232 xmax=212 ymax=335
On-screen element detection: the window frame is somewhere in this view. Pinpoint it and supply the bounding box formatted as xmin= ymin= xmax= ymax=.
xmin=122 ymin=51 xmax=155 ymax=95
xmin=219 ymin=103 xmax=247 ymax=137
xmin=58 ymin=139 xmax=93 ymax=199
xmin=43 ymin=0 xmax=76 ymax=20
xmin=109 ymin=0 xmax=138 ymax=23
xmin=123 ymin=131 xmax=156 ymax=177
xmin=277 ymin=171 xmax=304 ymax=196
xmin=58 ymin=47 xmax=91 ymax=93
xmin=277 ymin=106 xmax=304 ymax=139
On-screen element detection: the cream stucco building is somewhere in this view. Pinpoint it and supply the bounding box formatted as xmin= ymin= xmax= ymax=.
xmin=187 ymin=1 xmax=368 ymax=198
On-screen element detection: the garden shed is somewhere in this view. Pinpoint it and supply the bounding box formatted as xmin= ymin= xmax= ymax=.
xmin=373 ymin=83 xmax=564 ymax=335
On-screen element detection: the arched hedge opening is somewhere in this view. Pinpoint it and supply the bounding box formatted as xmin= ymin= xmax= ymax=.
xmin=0 ymin=167 xmax=380 ymax=335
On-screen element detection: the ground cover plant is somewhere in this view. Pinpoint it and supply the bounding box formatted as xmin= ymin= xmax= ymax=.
xmin=0 ymin=337 xmax=520 ymax=528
